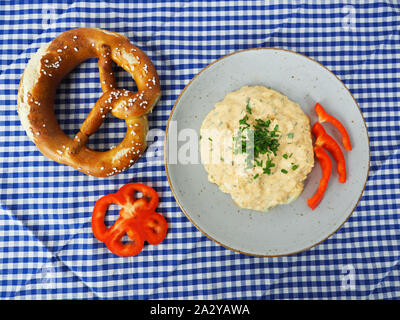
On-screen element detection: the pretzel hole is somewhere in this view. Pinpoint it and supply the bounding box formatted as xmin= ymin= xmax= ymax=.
xmin=86 ymin=113 xmax=127 ymax=152
xmin=112 ymin=62 xmax=138 ymax=93
xmin=54 ymin=57 xmax=101 ymax=139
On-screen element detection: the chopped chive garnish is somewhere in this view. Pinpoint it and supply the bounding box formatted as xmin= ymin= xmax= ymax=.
xmin=287 ymin=133 xmax=294 ymax=139
xmin=292 ymin=164 xmax=299 ymax=171
xmin=281 ymin=169 xmax=288 ymax=174
xmin=255 ymin=159 xmax=263 ymax=167
xmin=283 ymin=154 xmax=288 ymax=159
xmin=208 ymin=137 xmax=213 ymax=141
xmin=253 ymin=174 xmax=259 ymax=179
xmin=233 ymin=101 xmax=281 ymax=175
xmin=262 ymin=155 xmax=275 ymax=175
xmin=246 ymin=99 xmax=252 ymax=114
xmin=239 ymin=114 xmax=250 ymax=129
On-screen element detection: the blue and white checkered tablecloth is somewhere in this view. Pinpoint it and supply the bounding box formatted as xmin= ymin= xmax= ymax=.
xmin=0 ymin=0 xmax=399 ymax=300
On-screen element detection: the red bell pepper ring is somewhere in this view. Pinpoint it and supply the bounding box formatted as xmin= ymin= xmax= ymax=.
xmin=312 ymin=122 xmax=346 ymax=183
xmin=307 ymin=146 xmax=332 ymax=210
xmin=315 ymin=103 xmax=352 ymax=151
xmin=91 ymin=183 xmax=167 ymax=257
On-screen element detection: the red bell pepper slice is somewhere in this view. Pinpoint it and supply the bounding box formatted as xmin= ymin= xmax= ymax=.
xmin=307 ymin=146 xmax=332 ymax=210
xmin=139 ymin=212 xmax=168 ymax=245
xmin=312 ymin=122 xmax=346 ymax=183
xmin=315 ymin=103 xmax=352 ymax=151
xmin=91 ymin=183 xmax=167 ymax=257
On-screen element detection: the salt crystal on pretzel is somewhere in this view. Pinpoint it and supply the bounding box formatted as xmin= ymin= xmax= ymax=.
xmin=17 ymin=28 xmax=161 ymax=177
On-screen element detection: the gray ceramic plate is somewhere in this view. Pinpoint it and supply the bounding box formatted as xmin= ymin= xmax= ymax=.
xmin=164 ymin=48 xmax=370 ymax=257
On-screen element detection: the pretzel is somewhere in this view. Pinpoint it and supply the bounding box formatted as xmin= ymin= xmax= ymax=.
xmin=17 ymin=28 xmax=161 ymax=177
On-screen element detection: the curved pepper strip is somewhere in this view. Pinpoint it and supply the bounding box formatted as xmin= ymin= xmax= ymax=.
xmin=312 ymin=122 xmax=346 ymax=183
xmin=91 ymin=183 xmax=167 ymax=257
xmin=315 ymin=103 xmax=352 ymax=151
xmin=307 ymin=146 xmax=332 ymax=210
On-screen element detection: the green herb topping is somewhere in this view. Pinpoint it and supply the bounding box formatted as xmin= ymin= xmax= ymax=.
xmin=283 ymin=152 xmax=293 ymax=159
xmin=246 ymin=99 xmax=252 ymax=114
xmin=233 ymin=102 xmax=281 ymax=176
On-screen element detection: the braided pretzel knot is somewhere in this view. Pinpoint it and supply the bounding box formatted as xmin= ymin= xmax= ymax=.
xmin=17 ymin=28 xmax=161 ymax=177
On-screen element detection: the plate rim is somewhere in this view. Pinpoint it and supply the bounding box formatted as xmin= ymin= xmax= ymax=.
xmin=164 ymin=47 xmax=371 ymax=257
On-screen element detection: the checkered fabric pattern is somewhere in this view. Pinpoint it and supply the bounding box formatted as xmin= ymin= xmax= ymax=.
xmin=0 ymin=0 xmax=399 ymax=300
